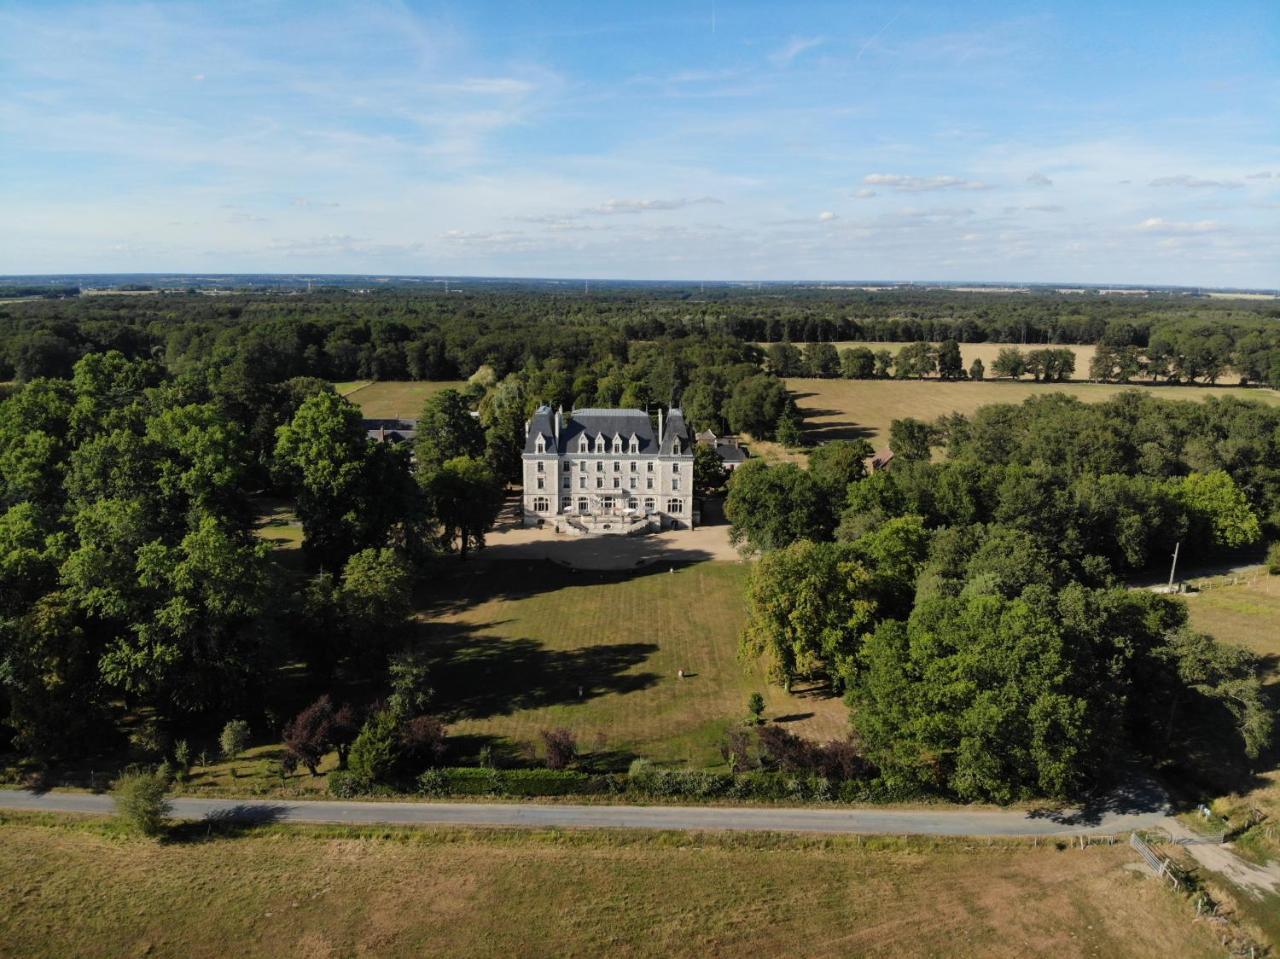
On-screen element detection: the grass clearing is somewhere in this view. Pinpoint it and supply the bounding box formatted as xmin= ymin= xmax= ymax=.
xmin=336 ymin=379 xmax=468 ymax=418
xmin=786 ymin=377 xmax=1280 ymax=447
xmin=0 ymin=813 xmax=1225 ymax=959
xmin=416 ymin=560 xmax=846 ymax=768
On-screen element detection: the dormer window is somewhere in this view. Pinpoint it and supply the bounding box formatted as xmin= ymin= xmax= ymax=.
xmin=672 ymin=441 xmax=681 ymax=455
xmin=595 ymin=435 xmax=605 ymax=453
xmin=535 ymin=437 xmax=546 ymax=454
xmin=629 ymin=435 xmax=639 ymax=453
xmin=612 ymin=435 xmax=622 ymax=453
xmin=578 ymin=437 xmax=588 ymax=454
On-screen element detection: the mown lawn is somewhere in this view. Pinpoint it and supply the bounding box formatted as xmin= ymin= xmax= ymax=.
xmin=413 ymin=560 xmax=847 ymax=769
xmin=786 ymin=378 xmax=1280 ymax=447
xmin=0 ymin=814 xmax=1225 ymax=959
xmin=335 ymin=379 xmax=468 ymax=418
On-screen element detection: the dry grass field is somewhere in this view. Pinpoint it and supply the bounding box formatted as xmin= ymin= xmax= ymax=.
xmin=416 ymin=561 xmax=847 ymax=768
xmin=786 ymin=378 xmax=1280 ymax=447
xmin=0 ymin=815 xmax=1225 ymax=959
xmin=768 ymin=341 xmax=1100 ymax=378
xmin=335 ymin=379 xmax=468 ymax=418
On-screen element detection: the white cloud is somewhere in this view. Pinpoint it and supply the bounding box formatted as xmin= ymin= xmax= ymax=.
xmin=1025 ymin=172 xmax=1053 ymax=187
xmin=863 ymin=173 xmax=991 ymax=192
xmin=1148 ymin=175 xmax=1242 ymax=189
xmin=1136 ymin=217 xmax=1222 ymax=234
xmin=583 ymin=196 xmax=722 ymax=215
xmin=818 ymin=211 xmax=836 ymax=221
xmin=854 ymin=189 xmax=877 ymax=199
xmin=1245 ymin=171 xmax=1273 ymax=180
xmin=770 ymin=36 xmax=824 ymax=66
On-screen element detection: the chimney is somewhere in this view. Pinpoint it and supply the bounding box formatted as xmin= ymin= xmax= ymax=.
xmin=554 ymin=405 xmax=562 ymax=445
xmin=657 ymin=407 xmax=665 ymax=446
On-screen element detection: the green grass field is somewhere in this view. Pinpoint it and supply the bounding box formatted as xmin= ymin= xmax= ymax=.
xmin=336 ymin=380 xmax=468 ymax=418
xmin=786 ymin=377 xmax=1280 ymax=447
xmin=415 ymin=561 xmax=847 ymax=768
xmin=0 ymin=814 xmax=1224 ymax=959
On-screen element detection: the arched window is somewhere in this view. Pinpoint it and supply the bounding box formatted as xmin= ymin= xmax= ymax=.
xmin=533 ymin=496 xmax=550 ymax=512
xmin=667 ymin=499 xmax=682 ymax=513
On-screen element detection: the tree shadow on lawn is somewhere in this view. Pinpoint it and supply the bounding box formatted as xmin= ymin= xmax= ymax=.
xmin=419 ymin=620 xmax=660 ymax=722
xmin=414 ymin=557 xmax=715 ymax=618
xmin=166 ymin=803 xmax=292 ymax=844
xmin=787 ymin=393 xmax=877 ymax=444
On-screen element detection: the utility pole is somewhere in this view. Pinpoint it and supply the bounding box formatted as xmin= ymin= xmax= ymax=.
xmin=1167 ymin=540 xmax=1181 ymax=592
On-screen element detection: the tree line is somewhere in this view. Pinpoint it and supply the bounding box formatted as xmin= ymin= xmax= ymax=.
xmin=726 ymin=390 xmax=1277 ymax=802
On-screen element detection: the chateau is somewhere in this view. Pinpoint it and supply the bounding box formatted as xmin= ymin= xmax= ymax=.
xmin=522 ymin=406 xmax=695 ymax=532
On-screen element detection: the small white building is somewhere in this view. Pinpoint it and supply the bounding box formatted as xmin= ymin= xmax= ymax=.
xmin=522 ymin=406 xmax=695 ymax=532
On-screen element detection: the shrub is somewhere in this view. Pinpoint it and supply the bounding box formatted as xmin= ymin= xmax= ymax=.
xmin=541 ymin=728 xmax=578 ymax=770
xmin=128 ymin=722 xmax=169 ymax=759
xmin=172 ymin=740 xmax=191 ymax=780
xmin=757 ymin=726 xmax=873 ymax=781
xmin=1267 ymin=541 xmax=1280 ymax=575
xmin=400 ymin=715 xmax=448 ymax=770
xmin=283 ymin=696 xmax=359 ymax=775
xmin=387 ymin=647 xmax=434 ymax=718
xmin=347 ymin=710 xmax=401 ymax=785
xmin=747 ymin=692 xmax=765 ymax=725
xmin=326 ymin=769 xmax=368 ymax=798
xmin=720 ymin=728 xmax=754 ymax=773
xmin=112 ymin=768 xmax=172 ymax=837
xmin=218 ymin=719 xmax=251 ymax=760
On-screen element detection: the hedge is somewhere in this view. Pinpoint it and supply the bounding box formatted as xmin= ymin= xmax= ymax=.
xmin=416 ymin=767 xmax=619 ymax=797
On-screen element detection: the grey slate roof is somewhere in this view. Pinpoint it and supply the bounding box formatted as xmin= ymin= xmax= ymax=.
xmin=715 ymin=441 xmax=748 ymax=464
xmin=523 ymin=406 xmax=692 ymax=456
xmin=364 ymin=418 xmax=417 ymax=443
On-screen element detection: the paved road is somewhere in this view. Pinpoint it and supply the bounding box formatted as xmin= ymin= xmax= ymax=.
xmin=0 ymin=789 xmax=1168 ymax=837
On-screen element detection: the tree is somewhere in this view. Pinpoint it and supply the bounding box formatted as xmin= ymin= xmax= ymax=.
xmin=894 ymin=341 xmax=935 ymax=379
xmin=936 ymin=340 xmax=964 ymax=380
xmin=747 ymin=692 xmax=765 ymax=725
xmin=991 ymin=347 xmax=1026 ymax=379
xmin=725 ymin=375 xmax=789 ymax=439
xmin=740 ymin=539 xmax=880 ymax=689
xmin=424 ymin=455 xmax=504 ymax=557
xmin=112 ymin=768 xmax=172 ymax=837
xmin=969 ymin=357 xmax=985 ymax=381
xmin=725 ymin=460 xmax=833 ymax=552
xmin=387 ymin=647 xmax=434 ymax=718
xmin=775 ymin=406 xmax=804 ymax=449
xmin=347 ymin=708 xmax=402 ymax=785
xmin=692 ymin=443 xmax=729 ymax=494
xmin=219 ymin=719 xmax=251 ymax=760
xmin=1168 ymin=471 xmax=1261 ymax=550
xmin=804 ymin=341 xmax=840 ymax=377
xmin=414 ymin=389 xmax=484 ymax=473
xmin=766 ymin=342 xmax=804 ymax=376
xmin=807 ymin=440 xmax=874 ymax=509
xmin=282 ymin=695 xmax=358 ymax=775
xmin=338 ymin=547 xmax=413 ymax=645
xmin=400 ymin=714 xmax=448 ymax=770
xmin=840 ymin=347 xmax=876 ymax=379
xmin=888 ymin=417 xmax=936 ymax=462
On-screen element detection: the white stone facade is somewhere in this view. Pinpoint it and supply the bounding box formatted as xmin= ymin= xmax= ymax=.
xmin=521 ymin=406 xmax=695 ymax=531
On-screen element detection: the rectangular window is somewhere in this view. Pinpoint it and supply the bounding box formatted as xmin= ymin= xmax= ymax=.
xmin=629 ymin=477 xmax=637 ymax=489
xmin=562 ymin=477 xmax=570 ymax=489
xmin=613 ymin=461 xmax=620 ymax=472
xmin=579 ymin=477 xmax=586 ymax=489
xmin=667 ymin=499 xmax=682 ymax=513
xmin=560 ymin=496 xmax=570 ymax=509
xmin=672 ymin=479 xmax=680 ymax=491
xmin=596 ymin=461 xmax=604 ymax=473
xmin=646 ymin=477 xmax=654 ymax=489
xmin=644 ymin=497 xmax=655 ymax=511
xmin=537 ymin=462 xmax=544 ymax=473
xmin=536 ymin=478 xmax=544 ymax=490
xmin=596 ymin=478 xmax=603 ymax=489
xmin=647 ymin=462 xmax=654 ymax=472
xmin=672 ymin=463 xmax=680 ymax=473
xmin=629 ymin=461 xmax=637 ymax=472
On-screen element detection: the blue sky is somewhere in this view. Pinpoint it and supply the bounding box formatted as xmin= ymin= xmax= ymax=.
xmin=1 ymin=0 xmax=1277 ymax=285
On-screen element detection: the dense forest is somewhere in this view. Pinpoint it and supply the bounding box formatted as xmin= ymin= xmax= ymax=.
xmin=1 ymin=287 xmax=1277 ymax=804
xmin=3 ymin=287 xmax=1278 ymax=385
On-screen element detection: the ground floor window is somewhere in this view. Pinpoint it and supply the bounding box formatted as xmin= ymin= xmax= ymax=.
xmin=560 ymin=496 xmax=571 ymax=510
xmin=577 ymin=497 xmax=589 ymax=512
xmin=644 ymin=497 xmax=655 ymax=511
xmin=602 ymin=496 xmax=615 ymax=510
xmin=627 ymin=497 xmax=638 ymax=509
xmin=667 ymin=499 xmax=682 ymax=513
xmin=532 ymin=496 xmax=550 ymax=512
